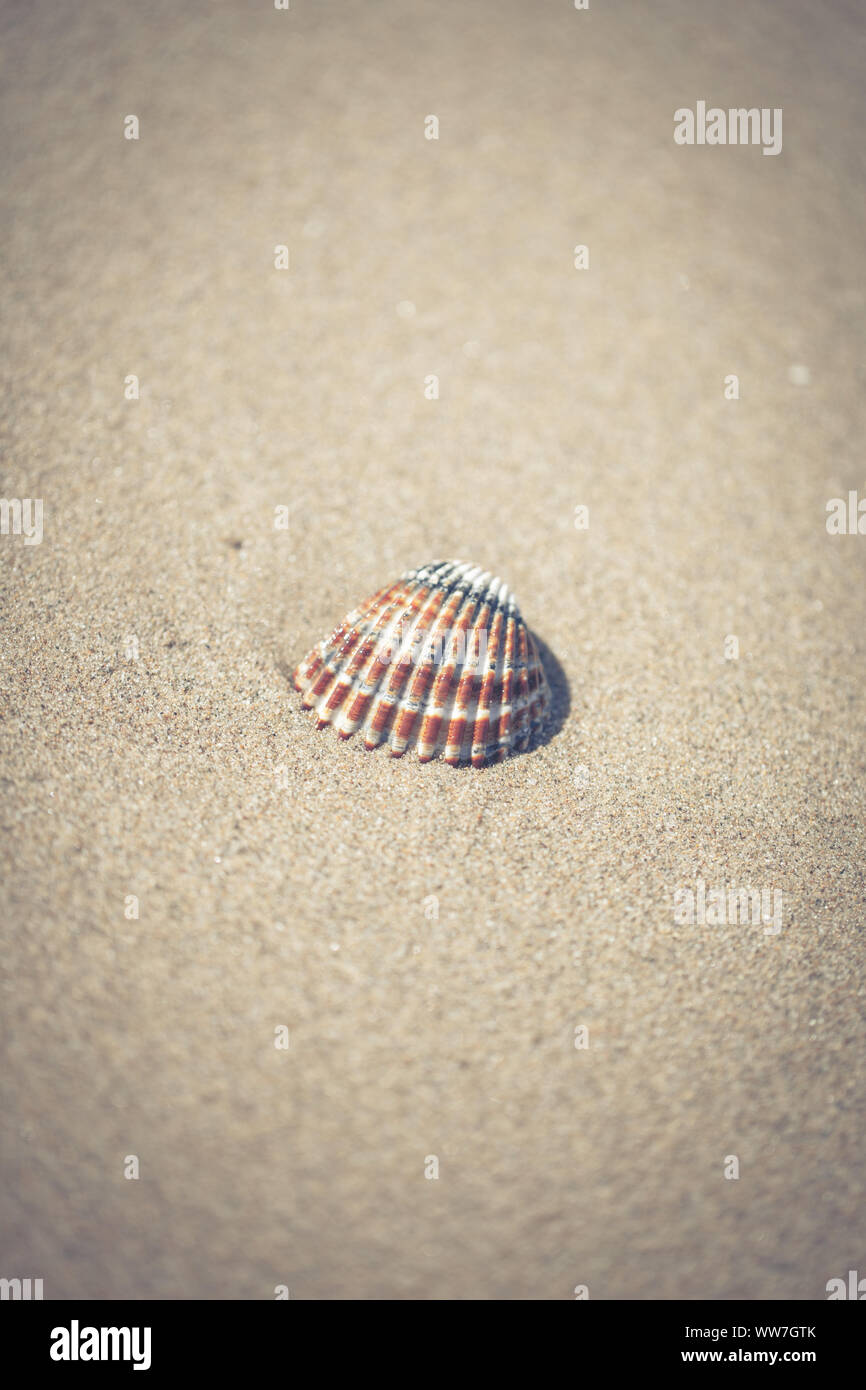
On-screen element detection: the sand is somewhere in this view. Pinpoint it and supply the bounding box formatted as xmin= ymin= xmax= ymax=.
xmin=1 ymin=0 xmax=865 ymax=1300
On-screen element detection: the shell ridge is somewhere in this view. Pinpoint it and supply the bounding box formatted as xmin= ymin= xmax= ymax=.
xmin=298 ymin=582 xmax=400 ymax=709
xmin=470 ymin=581 xmax=508 ymax=766
xmin=449 ymin=582 xmax=492 ymax=761
xmin=314 ymin=581 xmax=421 ymax=722
xmin=386 ymin=569 xmax=476 ymax=756
xmin=416 ymin=574 xmax=485 ymax=761
xmin=443 ymin=581 xmax=495 ymax=763
xmin=336 ymin=571 xmax=448 ymax=737
xmin=363 ymin=577 xmax=453 ymax=748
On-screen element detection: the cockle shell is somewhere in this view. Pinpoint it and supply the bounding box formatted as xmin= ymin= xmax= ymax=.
xmin=293 ymin=560 xmax=550 ymax=766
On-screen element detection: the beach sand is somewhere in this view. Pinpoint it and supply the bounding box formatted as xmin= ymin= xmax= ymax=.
xmin=1 ymin=0 xmax=865 ymax=1298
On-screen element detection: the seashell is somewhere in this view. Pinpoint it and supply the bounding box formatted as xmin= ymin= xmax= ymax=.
xmin=293 ymin=560 xmax=550 ymax=766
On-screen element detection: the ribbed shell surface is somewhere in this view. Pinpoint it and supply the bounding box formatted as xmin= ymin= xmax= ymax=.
xmin=293 ymin=560 xmax=550 ymax=766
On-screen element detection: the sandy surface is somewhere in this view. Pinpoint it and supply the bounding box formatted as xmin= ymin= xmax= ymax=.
xmin=1 ymin=0 xmax=865 ymax=1299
